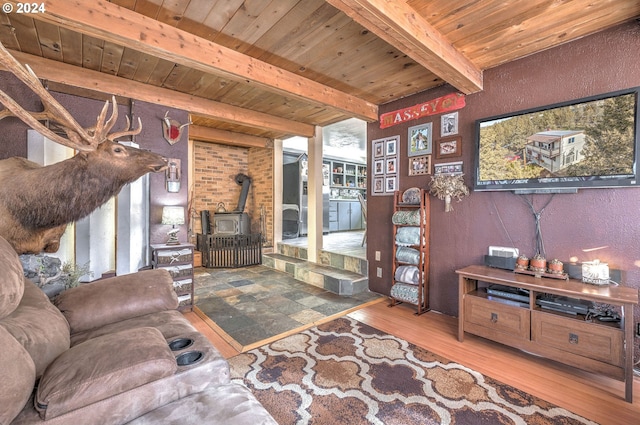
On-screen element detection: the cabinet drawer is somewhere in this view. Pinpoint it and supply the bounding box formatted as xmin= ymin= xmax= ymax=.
xmin=177 ymin=294 xmax=192 ymax=308
xmin=173 ymin=278 xmax=193 ymax=294
xmin=162 ymin=264 xmax=193 ymax=279
xmin=155 ymin=249 xmax=193 ymax=265
xmin=464 ymin=296 xmax=530 ymax=340
xmin=531 ymin=310 xmax=623 ymax=366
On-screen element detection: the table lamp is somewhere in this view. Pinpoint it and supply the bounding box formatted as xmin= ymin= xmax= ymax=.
xmin=161 ymin=206 xmax=185 ymax=245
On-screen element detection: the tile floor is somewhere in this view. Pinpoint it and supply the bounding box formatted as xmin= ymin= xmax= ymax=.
xmin=194 ymin=230 xmax=378 ymax=349
xmin=194 ymin=265 xmax=381 ymax=349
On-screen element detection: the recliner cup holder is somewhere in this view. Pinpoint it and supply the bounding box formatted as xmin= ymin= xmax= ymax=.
xmin=168 ymin=338 xmax=194 ymax=351
xmin=176 ymin=350 xmax=204 ymax=366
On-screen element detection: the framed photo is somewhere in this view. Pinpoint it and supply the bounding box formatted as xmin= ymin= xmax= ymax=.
xmin=434 ymin=160 xmax=463 ymax=176
xmin=374 ymin=159 xmax=384 ymax=175
xmin=408 ymin=122 xmax=432 ymax=156
xmin=373 ymin=141 xmax=385 ymax=158
xmin=441 ymin=112 xmax=458 ymax=136
xmin=373 ymin=177 xmax=384 ymax=193
xmin=386 ymin=138 xmax=397 ymax=156
xmin=408 ymin=154 xmax=431 ymax=176
xmin=386 ymin=158 xmax=397 ymax=174
xmin=385 ymin=176 xmax=397 ymax=193
xmin=436 ymin=136 xmax=462 ymax=159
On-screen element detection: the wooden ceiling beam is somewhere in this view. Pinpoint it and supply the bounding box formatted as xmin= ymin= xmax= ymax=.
xmin=326 ymin=0 xmax=483 ymax=94
xmin=190 ymin=125 xmax=271 ymax=149
xmin=12 ymin=0 xmax=378 ymax=122
xmin=2 ymin=50 xmax=315 ymax=137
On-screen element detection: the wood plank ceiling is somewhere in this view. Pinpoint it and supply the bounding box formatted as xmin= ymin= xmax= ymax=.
xmin=0 ymin=0 xmax=638 ymax=144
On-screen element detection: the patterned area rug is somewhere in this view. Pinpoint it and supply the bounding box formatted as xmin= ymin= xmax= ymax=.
xmin=229 ymin=317 xmax=599 ymax=425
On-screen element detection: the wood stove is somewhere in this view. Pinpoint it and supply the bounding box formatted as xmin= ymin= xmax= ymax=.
xmin=211 ymin=173 xmax=252 ymax=235
xmin=212 ymin=212 xmax=250 ymax=235
xmin=197 ymin=173 xmax=262 ymax=268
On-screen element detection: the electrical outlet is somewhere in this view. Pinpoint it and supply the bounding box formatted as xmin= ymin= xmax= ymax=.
xmin=375 ymin=251 xmax=381 ymax=261
xmin=376 ymin=267 xmax=382 ymax=278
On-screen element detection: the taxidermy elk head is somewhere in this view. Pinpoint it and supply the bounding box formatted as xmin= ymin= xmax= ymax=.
xmin=0 ymin=42 xmax=168 ymax=254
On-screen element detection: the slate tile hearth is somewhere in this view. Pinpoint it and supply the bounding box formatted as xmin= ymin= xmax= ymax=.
xmin=194 ymin=263 xmax=380 ymax=348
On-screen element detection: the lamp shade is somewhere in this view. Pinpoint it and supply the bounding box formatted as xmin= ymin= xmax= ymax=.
xmin=161 ymin=206 xmax=185 ymax=226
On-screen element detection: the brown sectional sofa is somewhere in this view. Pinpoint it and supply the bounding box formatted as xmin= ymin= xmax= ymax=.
xmin=0 ymin=235 xmax=276 ymax=425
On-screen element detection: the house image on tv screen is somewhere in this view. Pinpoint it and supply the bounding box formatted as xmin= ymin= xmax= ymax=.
xmin=524 ymin=130 xmax=585 ymax=173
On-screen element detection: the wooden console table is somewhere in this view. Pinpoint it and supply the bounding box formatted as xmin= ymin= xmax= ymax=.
xmin=457 ymin=265 xmax=638 ymax=402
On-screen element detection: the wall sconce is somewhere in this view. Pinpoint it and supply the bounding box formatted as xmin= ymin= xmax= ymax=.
xmin=166 ymin=158 xmax=181 ymax=193
xmin=582 ymin=260 xmax=610 ymax=285
xmin=161 ymin=206 xmax=185 ymax=245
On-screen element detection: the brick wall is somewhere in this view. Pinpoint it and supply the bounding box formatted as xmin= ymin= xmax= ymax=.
xmin=192 ymin=141 xmax=273 ymax=247
xmin=248 ymin=146 xmax=274 ymax=246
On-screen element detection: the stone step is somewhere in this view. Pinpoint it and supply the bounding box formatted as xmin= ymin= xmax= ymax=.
xmin=278 ymin=242 xmax=368 ymax=277
xmin=262 ymin=252 xmax=369 ymax=296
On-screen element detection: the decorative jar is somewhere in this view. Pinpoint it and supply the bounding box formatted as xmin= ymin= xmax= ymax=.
xmin=548 ymin=258 xmax=564 ymax=274
xmin=529 ymin=254 xmax=547 ymax=273
xmin=515 ymin=255 xmax=529 ymax=270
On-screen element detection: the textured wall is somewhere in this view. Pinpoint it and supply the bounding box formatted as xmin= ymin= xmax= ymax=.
xmin=367 ymin=21 xmax=640 ymax=333
xmin=135 ymin=101 xmax=190 ymax=246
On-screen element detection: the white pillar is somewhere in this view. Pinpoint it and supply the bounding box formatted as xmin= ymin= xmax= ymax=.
xmin=76 ymin=197 xmax=116 ymax=281
xmin=307 ymin=126 xmax=323 ymax=263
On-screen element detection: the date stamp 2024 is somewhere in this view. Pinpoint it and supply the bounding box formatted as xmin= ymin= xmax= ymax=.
xmin=3 ymin=3 xmax=46 ymax=14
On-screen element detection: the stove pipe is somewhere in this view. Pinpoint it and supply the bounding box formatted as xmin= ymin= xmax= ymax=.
xmin=234 ymin=173 xmax=252 ymax=212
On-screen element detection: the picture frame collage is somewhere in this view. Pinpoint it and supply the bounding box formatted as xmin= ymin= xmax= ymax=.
xmin=371 ymin=109 xmax=465 ymax=194
xmin=371 ymin=135 xmax=399 ymax=195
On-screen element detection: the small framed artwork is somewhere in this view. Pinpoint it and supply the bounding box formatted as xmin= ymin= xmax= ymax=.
xmin=386 ymin=138 xmax=397 ymax=156
xmin=374 ymin=159 xmax=384 ymax=175
xmin=436 ymin=136 xmax=462 ymax=159
xmin=385 ymin=176 xmax=397 ymax=193
xmin=373 ymin=140 xmax=385 ymax=158
xmin=441 ymin=112 xmax=458 ymax=136
xmin=434 ymin=160 xmax=463 ymax=176
xmin=386 ymin=158 xmax=397 ymax=174
xmin=408 ymin=122 xmax=432 ymax=157
xmin=408 ymin=154 xmax=431 ymax=176
xmin=373 ymin=177 xmax=384 ymax=194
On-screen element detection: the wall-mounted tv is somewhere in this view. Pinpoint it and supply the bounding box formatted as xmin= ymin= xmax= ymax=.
xmin=474 ymin=87 xmax=639 ymax=192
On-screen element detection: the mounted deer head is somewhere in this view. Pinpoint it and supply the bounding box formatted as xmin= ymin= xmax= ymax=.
xmin=0 ymin=42 xmax=168 ymax=254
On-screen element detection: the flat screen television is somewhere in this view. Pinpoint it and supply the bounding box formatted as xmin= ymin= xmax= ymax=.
xmin=473 ymin=87 xmax=640 ymax=192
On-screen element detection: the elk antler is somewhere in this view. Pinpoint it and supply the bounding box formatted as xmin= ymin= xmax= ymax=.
xmin=0 ymin=42 xmax=141 ymax=150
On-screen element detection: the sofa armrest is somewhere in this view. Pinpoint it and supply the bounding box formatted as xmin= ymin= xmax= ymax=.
xmin=55 ymin=269 xmax=179 ymax=334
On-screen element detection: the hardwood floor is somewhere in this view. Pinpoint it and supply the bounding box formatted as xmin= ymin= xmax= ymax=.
xmin=185 ymin=301 xmax=640 ymax=425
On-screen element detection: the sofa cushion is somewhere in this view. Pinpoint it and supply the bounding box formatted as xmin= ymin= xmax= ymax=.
xmin=125 ymin=383 xmax=278 ymax=425
xmin=55 ymin=269 xmax=179 ymax=334
xmin=70 ymin=309 xmax=196 ymax=347
xmin=0 ymin=326 xmax=36 ymax=425
xmin=0 ymin=235 xmax=24 ymax=320
xmin=0 ymin=279 xmax=70 ymax=377
xmin=36 ymin=327 xmax=177 ymax=420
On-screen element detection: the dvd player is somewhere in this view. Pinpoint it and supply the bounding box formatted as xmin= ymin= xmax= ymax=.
xmin=536 ymin=294 xmax=593 ymax=315
xmin=487 ymin=284 xmax=530 ymax=303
